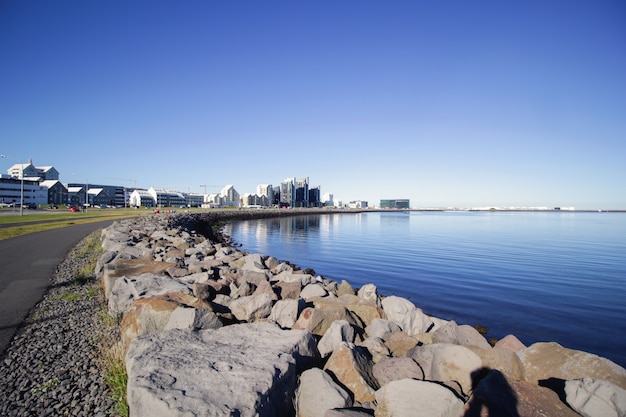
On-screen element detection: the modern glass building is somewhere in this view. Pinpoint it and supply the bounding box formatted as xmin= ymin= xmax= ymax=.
xmin=380 ymin=199 xmax=410 ymax=209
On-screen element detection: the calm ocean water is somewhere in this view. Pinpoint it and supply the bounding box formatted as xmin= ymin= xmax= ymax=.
xmin=223 ymin=211 xmax=626 ymax=368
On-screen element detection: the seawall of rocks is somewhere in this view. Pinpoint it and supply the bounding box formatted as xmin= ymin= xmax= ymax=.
xmin=98 ymin=211 xmax=626 ymax=417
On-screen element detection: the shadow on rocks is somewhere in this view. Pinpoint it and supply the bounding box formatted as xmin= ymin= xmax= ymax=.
xmin=464 ymin=368 xmax=520 ymax=417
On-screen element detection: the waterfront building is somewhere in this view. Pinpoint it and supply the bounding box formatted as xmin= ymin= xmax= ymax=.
xmin=68 ymin=183 xmax=126 ymax=207
xmin=40 ymin=180 xmax=68 ymax=206
xmin=271 ymin=185 xmax=281 ymax=206
xmin=220 ymin=185 xmax=240 ymax=207
xmin=295 ymin=177 xmax=309 ymax=207
xmin=129 ymin=189 xmax=155 ymax=208
xmin=322 ymin=192 xmax=334 ymax=207
xmin=7 ymin=159 xmax=59 ymax=181
xmin=380 ymin=199 xmax=410 ymax=209
xmin=256 ymin=184 xmax=273 ymax=207
xmin=242 ymin=193 xmax=268 ymax=207
xmin=280 ymin=178 xmax=295 ymax=208
xmin=204 ymin=193 xmax=224 ymax=208
xmin=0 ymin=176 xmax=48 ymax=207
xmin=66 ymin=185 xmax=85 ymax=206
xmin=309 ymin=185 xmax=321 ymax=208
xmin=149 ymin=187 xmax=186 ymax=207
xmin=185 ymin=193 xmax=204 ymax=207
xmin=348 ymin=200 xmax=368 ymax=209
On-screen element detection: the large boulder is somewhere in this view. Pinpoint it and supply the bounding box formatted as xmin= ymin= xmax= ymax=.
xmin=228 ymin=293 xmax=274 ymax=322
xmin=431 ymin=321 xmax=491 ymax=350
xmin=372 ymin=356 xmax=424 ymax=387
xmin=108 ymin=273 xmax=192 ymax=316
xmin=101 ymin=259 xmax=179 ymax=299
xmin=323 ymin=342 xmax=379 ymax=404
xmin=407 ymin=343 xmax=483 ymax=396
xmin=296 ymin=368 xmax=352 ymax=417
xmin=293 ymin=307 xmax=362 ymax=336
xmin=466 ymin=369 xmax=581 ymax=417
xmin=494 ymin=334 xmax=526 ymax=352
xmin=564 ymin=378 xmax=626 ymax=417
xmin=375 ymin=379 xmax=464 ymax=417
xmin=270 ymin=298 xmax=305 ymax=329
xmin=467 ymin=345 xmax=524 ymax=380
xmin=318 ymin=320 xmax=356 ymax=358
xmin=312 ymin=295 xmax=385 ymax=328
xmin=120 ymin=292 xmax=214 ymax=347
xmin=365 ymin=318 xmax=401 ymax=341
xmin=517 ymin=342 xmax=626 ymax=390
xmin=381 ymin=296 xmax=433 ymax=336
xmin=126 ymin=323 xmax=319 ymax=417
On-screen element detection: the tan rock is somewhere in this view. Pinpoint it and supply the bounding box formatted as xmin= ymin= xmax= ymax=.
xmin=494 ymin=334 xmax=526 ymax=352
xmin=293 ymin=307 xmax=361 ymax=336
xmin=336 ymin=280 xmax=356 ymax=296
xmin=407 ymin=343 xmax=483 ymax=396
xmin=102 ymin=259 xmax=178 ymax=299
xmin=324 ymin=343 xmax=379 ymax=404
xmin=467 ymin=345 xmax=524 ymax=380
xmin=274 ymin=280 xmax=302 ymax=300
xmin=465 ymin=369 xmax=581 ymax=417
xmin=384 ymin=331 xmax=419 ymax=357
xmin=517 ymin=342 xmax=626 ymax=390
xmin=311 ymin=294 xmax=385 ymax=328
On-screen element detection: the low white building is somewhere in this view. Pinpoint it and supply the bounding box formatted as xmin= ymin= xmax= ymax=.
xmin=129 ymin=189 xmax=156 ymax=208
xmin=348 ymin=200 xmax=368 ymax=209
xmin=149 ymin=187 xmax=186 ymax=207
xmin=204 ymin=193 xmax=224 ymax=208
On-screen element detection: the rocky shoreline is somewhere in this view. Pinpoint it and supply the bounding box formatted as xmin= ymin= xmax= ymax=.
xmin=2 ymin=210 xmax=626 ymax=417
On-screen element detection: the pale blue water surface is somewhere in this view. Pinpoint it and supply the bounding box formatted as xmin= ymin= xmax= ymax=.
xmin=223 ymin=211 xmax=626 ymax=367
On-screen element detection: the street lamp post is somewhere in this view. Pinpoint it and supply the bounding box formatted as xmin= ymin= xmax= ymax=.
xmin=1 ymin=154 xmax=24 ymax=216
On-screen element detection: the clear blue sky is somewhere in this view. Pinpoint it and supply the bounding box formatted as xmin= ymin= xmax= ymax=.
xmin=1 ymin=1 xmax=624 ymax=209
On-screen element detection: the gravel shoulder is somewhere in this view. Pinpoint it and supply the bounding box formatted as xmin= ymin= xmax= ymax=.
xmin=0 ymin=232 xmax=118 ymax=417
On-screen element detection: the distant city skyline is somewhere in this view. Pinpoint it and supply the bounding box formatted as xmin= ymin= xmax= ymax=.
xmin=1 ymin=2 xmax=624 ymax=210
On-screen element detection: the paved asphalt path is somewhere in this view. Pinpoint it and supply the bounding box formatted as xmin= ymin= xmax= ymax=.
xmin=0 ymin=220 xmax=114 ymax=355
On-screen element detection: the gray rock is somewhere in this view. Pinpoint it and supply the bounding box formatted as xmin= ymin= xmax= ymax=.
xmin=365 ymin=318 xmax=401 ymax=341
xmin=357 ymin=284 xmax=380 ymax=306
xmin=375 ymin=379 xmax=464 ymax=417
xmin=565 ymin=378 xmax=626 ymax=417
xmin=357 ymin=337 xmax=390 ymax=363
xmin=373 ymin=356 xmax=424 ymax=387
xmin=318 ymin=320 xmax=356 ymax=358
xmin=296 ymin=368 xmax=352 ymax=417
xmin=301 ymin=283 xmax=329 ymax=299
xmin=269 ymin=298 xmax=304 ymax=329
xmin=126 ymin=323 xmax=318 ymax=417
xmin=380 ymin=296 xmax=433 ymax=336
xmin=229 ymin=293 xmax=274 ymax=322
xmin=108 ymin=273 xmax=191 ymax=316
xmin=163 ymin=307 xmax=223 ymax=331
xmin=407 ymin=343 xmax=483 ymax=396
